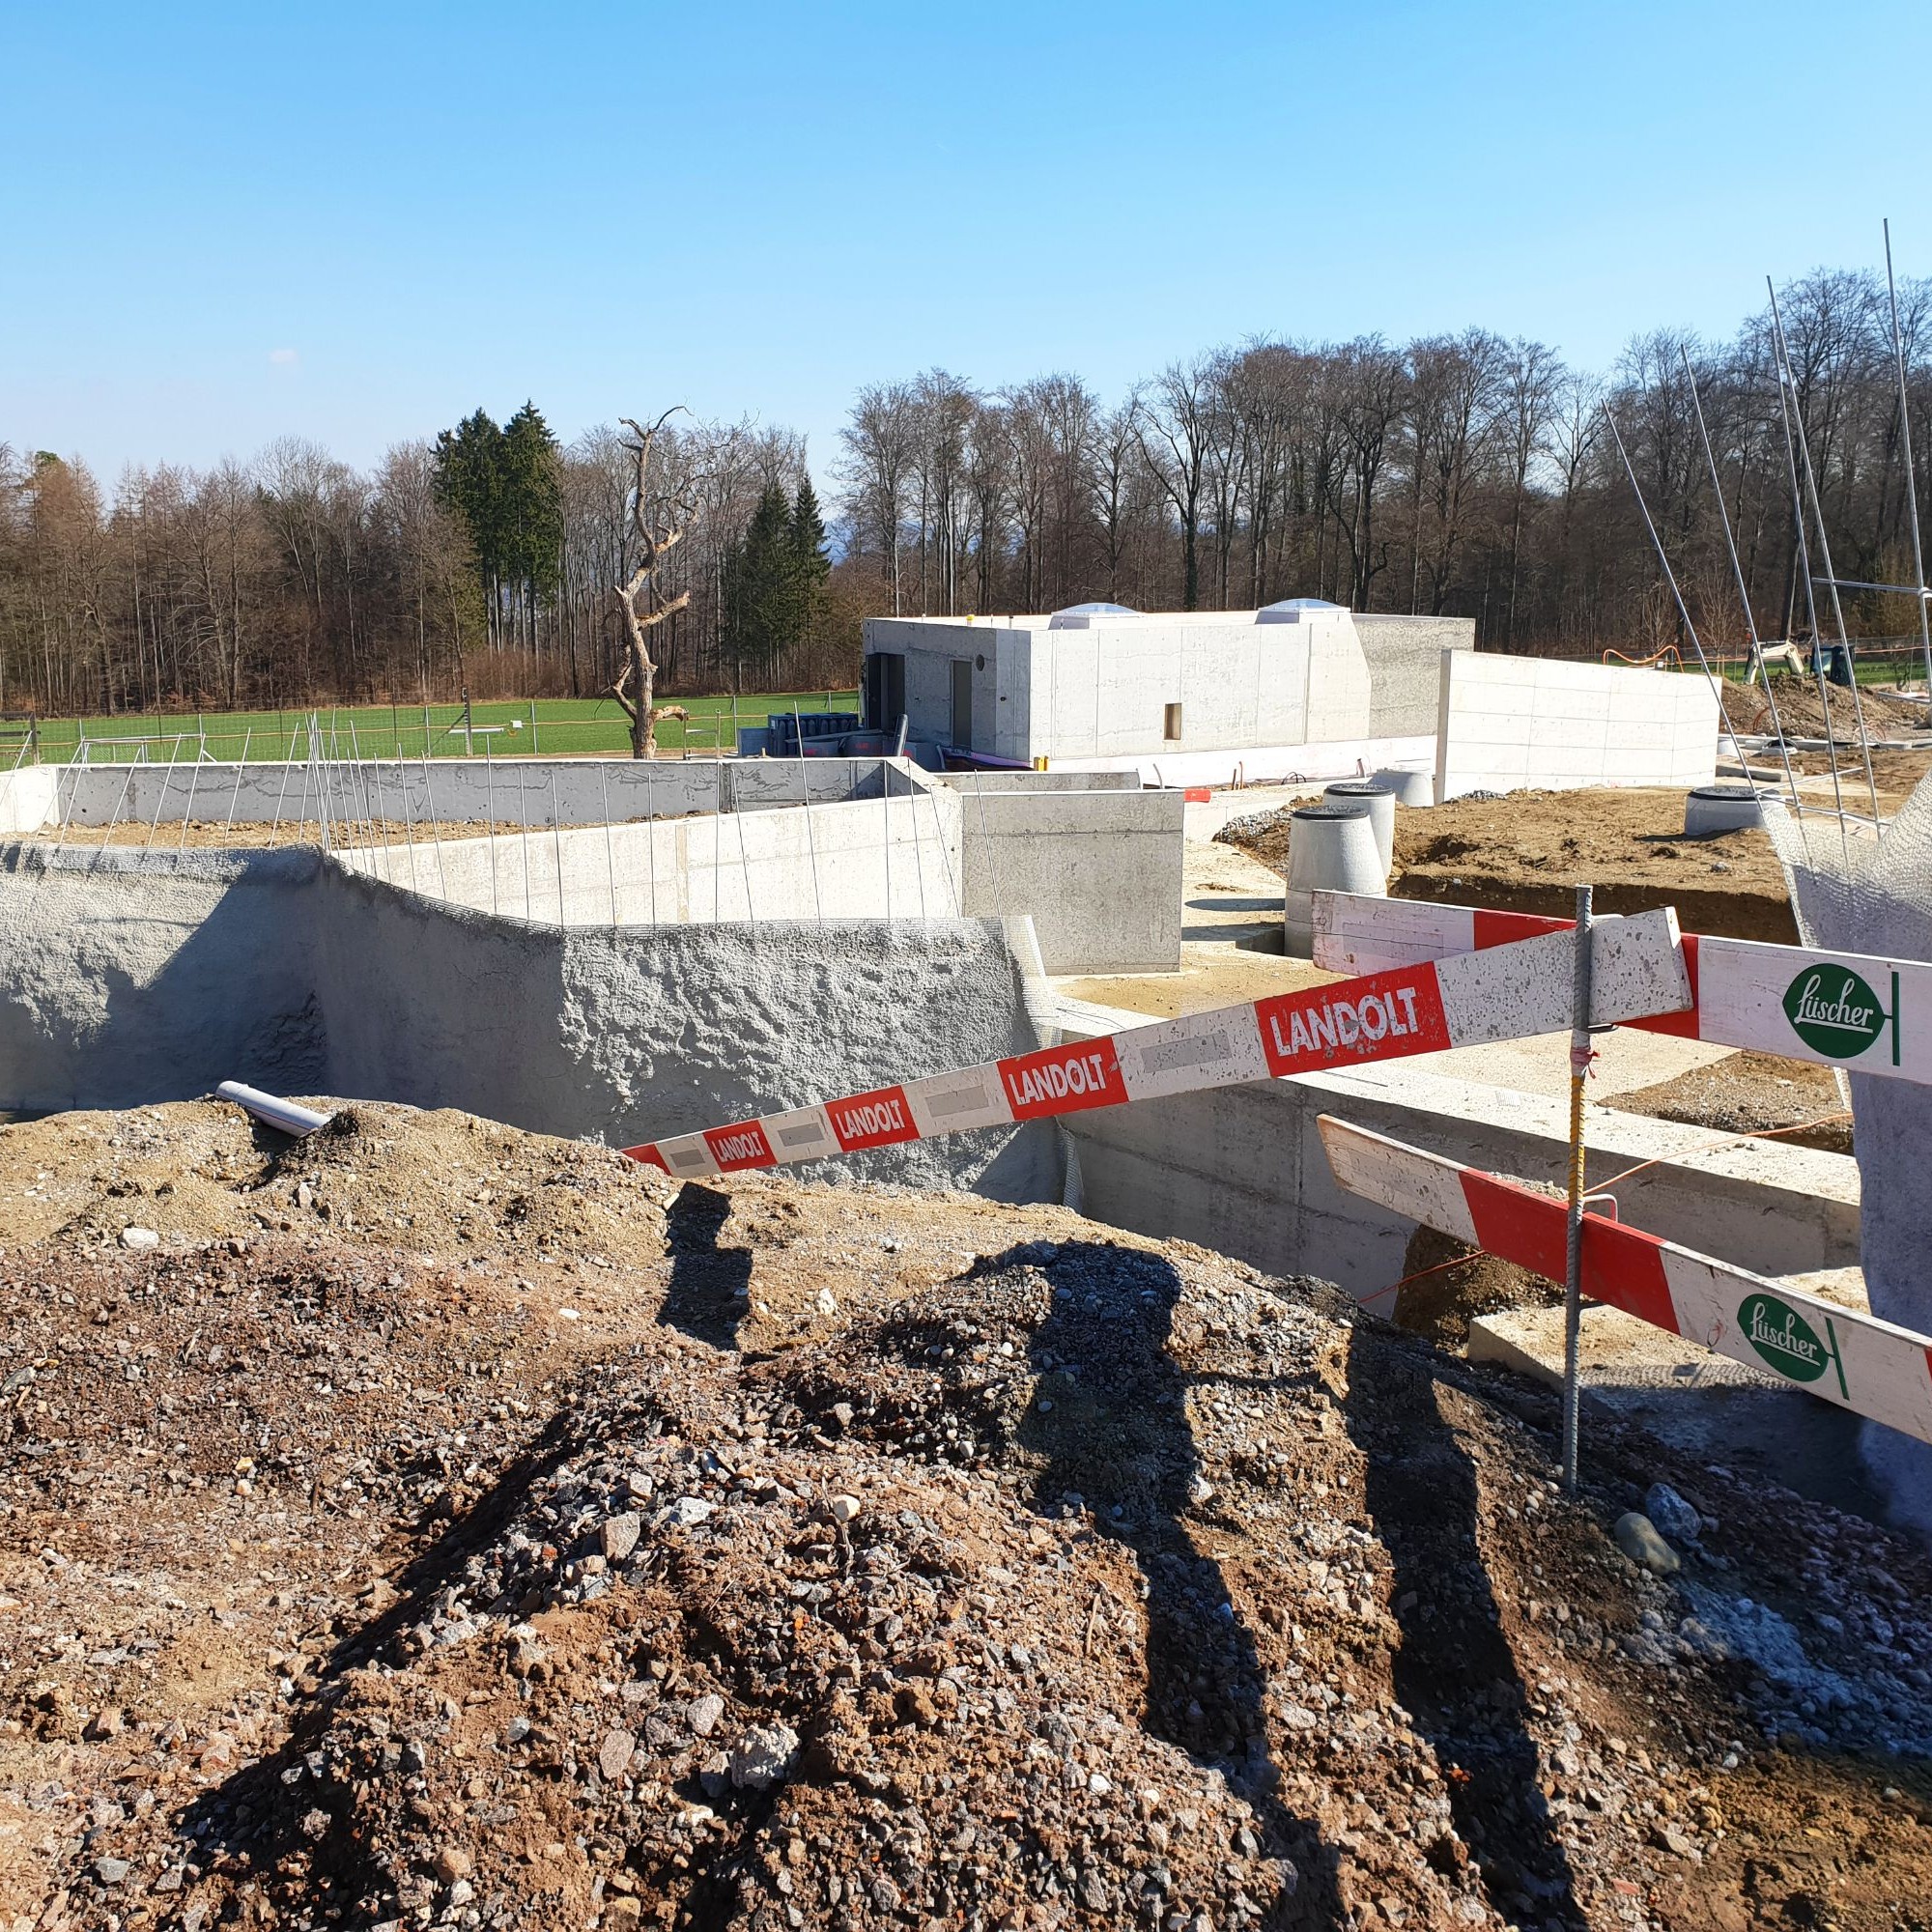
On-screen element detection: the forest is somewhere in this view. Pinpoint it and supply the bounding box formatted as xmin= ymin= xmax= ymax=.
xmin=1 ymin=265 xmax=1927 ymax=719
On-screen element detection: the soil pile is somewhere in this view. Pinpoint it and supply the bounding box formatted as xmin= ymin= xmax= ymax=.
xmin=4 ymin=1102 xmax=1931 ymax=1932
xmin=1218 ymin=789 xmax=1799 ymax=944
xmin=1720 ymin=679 xmax=1928 ymax=747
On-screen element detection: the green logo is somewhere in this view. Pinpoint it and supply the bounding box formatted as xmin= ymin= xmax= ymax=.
xmin=1783 ymin=964 xmax=1890 ymax=1061
xmin=1739 ymin=1292 xmax=1832 ymax=1384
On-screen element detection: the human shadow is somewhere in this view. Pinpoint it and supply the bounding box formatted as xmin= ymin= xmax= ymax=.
xmin=1016 ymin=1240 xmax=1344 ymax=1925
xmin=658 ymin=1181 xmax=753 ymax=1350
xmin=1343 ymin=1319 xmax=1583 ymax=1930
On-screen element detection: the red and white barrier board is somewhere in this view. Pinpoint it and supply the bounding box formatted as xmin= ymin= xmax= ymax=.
xmin=1318 ymin=1115 xmax=1932 ymax=1447
xmin=625 ymin=912 xmax=1691 ymax=1180
xmin=1313 ymin=891 xmax=1932 ymax=1083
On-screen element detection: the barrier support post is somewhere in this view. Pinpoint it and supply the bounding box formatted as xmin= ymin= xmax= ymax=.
xmin=1562 ymin=883 xmax=1594 ymax=1493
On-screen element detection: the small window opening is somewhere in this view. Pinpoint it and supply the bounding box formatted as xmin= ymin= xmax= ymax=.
xmin=1163 ymin=702 xmax=1183 ymax=742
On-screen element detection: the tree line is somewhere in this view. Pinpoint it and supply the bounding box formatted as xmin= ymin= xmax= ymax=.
xmin=2 ymin=264 xmax=1927 ymax=720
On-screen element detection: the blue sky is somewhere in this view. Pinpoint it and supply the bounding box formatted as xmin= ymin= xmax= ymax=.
xmin=3 ymin=0 xmax=1925 ymax=485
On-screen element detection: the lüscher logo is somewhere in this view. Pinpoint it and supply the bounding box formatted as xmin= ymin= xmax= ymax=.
xmin=1783 ymin=965 xmax=1889 ymax=1061
xmin=1738 ymin=1291 xmax=1838 ymax=1387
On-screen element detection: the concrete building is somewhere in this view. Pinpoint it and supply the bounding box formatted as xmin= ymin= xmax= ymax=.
xmin=861 ymin=602 xmax=1474 ymax=785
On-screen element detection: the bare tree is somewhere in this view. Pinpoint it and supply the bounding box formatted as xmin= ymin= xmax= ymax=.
xmin=609 ymin=412 xmax=694 ymax=759
xmin=1135 ymin=356 xmax=1218 ymax=610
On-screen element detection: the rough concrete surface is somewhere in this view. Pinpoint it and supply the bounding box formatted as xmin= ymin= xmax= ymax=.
xmin=0 ymin=843 xmax=1054 ymax=1199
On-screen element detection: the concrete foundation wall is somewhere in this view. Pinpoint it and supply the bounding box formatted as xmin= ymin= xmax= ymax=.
xmin=1435 ymin=651 xmax=1719 ymax=799
xmin=0 ymin=843 xmax=1055 ymax=1199
xmin=1354 ymin=614 xmax=1476 ymax=738
xmin=0 ymin=766 xmax=59 ymax=834
xmin=53 ymin=756 xmax=921 ymax=829
xmin=0 ymin=845 xmax=327 ymax=1112
xmin=336 ymin=788 xmax=965 ymax=927
xmin=958 ymin=789 xmax=1184 ymax=974
xmin=1059 ymin=1018 xmax=1857 ymax=1296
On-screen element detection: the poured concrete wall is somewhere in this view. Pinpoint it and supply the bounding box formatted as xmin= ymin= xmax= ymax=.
xmin=54 ymin=755 xmax=923 ymax=829
xmin=1354 ymin=614 xmax=1475 ymax=737
xmin=335 ymin=788 xmax=965 ymax=927
xmin=0 ymin=845 xmax=327 ymax=1111
xmin=0 ymin=766 xmax=59 ymax=834
xmin=865 ymin=609 xmax=1376 ymax=764
xmin=1435 ymin=651 xmax=1719 ymax=799
xmin=957 ymin=789 xmax=1184 ymax=974
xmin=0 ymin=843 xmax=1057 ymax=1200
xmin=1057 ymin=1009 xmax=1858 ymax=1296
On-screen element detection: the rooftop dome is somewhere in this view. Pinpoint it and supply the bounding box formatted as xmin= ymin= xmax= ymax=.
xmin=1257 ymin=596 xmax=1347 ymax=624
xmin=1047 ymin=601 xmax=1140 ymax=629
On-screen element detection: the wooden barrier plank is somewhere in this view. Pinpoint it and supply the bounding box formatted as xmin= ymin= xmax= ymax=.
xmin=1318 ymin=1114 xmax=1932 ymax=1446
xmin=1314 ymin=891 xmax=1932 ymax=1079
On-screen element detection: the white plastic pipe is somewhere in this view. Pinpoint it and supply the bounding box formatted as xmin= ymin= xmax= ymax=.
xmin=216 ymin=1080 xmax=333 ymax=1138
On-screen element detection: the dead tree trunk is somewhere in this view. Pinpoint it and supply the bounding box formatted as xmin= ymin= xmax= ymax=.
xmin=611 ymin=411 xmax=695 ymax=759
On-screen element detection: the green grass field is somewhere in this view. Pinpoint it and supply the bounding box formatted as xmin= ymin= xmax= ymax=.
xmin=11 ymin=690 xmax=861 ymax=765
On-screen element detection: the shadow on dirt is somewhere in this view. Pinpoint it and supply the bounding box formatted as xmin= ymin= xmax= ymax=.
xmin=1343 ymin=1320 xmax=1582 ymax=1930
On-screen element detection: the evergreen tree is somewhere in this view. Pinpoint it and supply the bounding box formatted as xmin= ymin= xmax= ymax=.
xmin=789 ymin=475 xmax=830 ymax=584
xmin=723 ymin=481 xmax=804 ymax=687
xmin=433 ymin=411 xmax=507 ymax=643
xmin=500 ymin=402 xmax=563 ymax=618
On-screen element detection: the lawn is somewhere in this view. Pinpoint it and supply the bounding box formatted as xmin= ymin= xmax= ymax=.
xmin=13 ymin=690 xmax=861 ymax=765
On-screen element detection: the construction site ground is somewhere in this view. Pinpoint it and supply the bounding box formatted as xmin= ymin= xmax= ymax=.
xmin=4 ymin=1099 xmax=1932 ymax=1932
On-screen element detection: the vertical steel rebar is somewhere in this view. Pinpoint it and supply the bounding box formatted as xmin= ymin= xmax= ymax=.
xmin=1680 ymin=348 xmax=1804 ymax=811
xmin=1767 ymin=282 xmax=1884 ymax=836
xmin=1561 ymin=884 xmax=1594 ymax=1495
xmin=1884 ymin=220 xmax=1932 ymax=705
xmin=795 ymin=707 xmax=824 ymax=924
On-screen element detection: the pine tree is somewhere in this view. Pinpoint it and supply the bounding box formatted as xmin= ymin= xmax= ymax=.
xmin=433 ymin=411 xmax=507 ymax=645
xmin=501 ymin=402 xmax=563 ymax=615
xmin=724 ymin=482 xmax=804 ymax=688
xmin=790 ymin=475 xmax=830 ymax=583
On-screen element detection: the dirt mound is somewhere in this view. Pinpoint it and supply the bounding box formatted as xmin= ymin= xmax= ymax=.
xmin=1218 ymin=789 xmax=1799 ymax=945
xmin=1614 ymin=1051 xmax=1853 ymax=1157
xmin=6 ymin=1104 xmax=1932 ymax=1931
xmin=1721 ymin=677 xmax=1929 ymax=746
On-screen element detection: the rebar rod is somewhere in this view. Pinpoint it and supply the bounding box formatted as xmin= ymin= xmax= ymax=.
xmin=1680 ymin=346 xmax=1803 ymax=810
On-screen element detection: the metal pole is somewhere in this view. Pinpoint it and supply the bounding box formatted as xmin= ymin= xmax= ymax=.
xmin=1884 ymin=219 xmax=1932 ymax=704
xmin=1764 ymin=282 xmax=1852 ymax=865
xmin=1600 ymin=402 xmax=1751 ymax=780
xmin=1561 ymin=883 xmax=1594 ymax=1494
xmin=600 ymin=761 xmax=618 ymax=926
xmin=795 ymin=704 xmax=823 ymax=923
xmin=1680 ymin=346 xmax=1803 ymax=811
xmin=1767 ymin=281 xmax=1885 ymax=836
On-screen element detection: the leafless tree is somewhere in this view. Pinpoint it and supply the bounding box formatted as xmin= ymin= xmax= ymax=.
xmin=609 ymin=412 xmax=694 ymax=759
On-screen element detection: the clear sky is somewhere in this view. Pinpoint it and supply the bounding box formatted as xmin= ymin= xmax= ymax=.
xmin=3 ymin=0 xmax=1926 ymax=485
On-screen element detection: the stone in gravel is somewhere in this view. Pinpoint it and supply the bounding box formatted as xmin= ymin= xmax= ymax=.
xmin=829 ymin=1493 xmax=862 ymax=1524
xmin=689 ymin=1692 xmax=724 ymax=1738
xmin=433 ymin=1846 xmax=472 ymax=1883
xmin=120 ymin=1226 xmax=159 ymax=1251
xmin=607 ymin=1900 xmax=642 ymax=1923
xmin=1615 ymin=1512 xmax=1681 ymax=1576
xmin=728 ymin=1723 xmax=800 ymax=1791
xmin=671 ymin=1496 xmax=714 ymax=1527
xmin=601 ymin=1512 xmax=642 ymax=1562
xmin=1644 ymin=1483 xmax=1701 ymax=1544
xmin=300 ymin=1808 xmax=330 ymax=1841
xmin=95 ymin=1858 xmax=131 ymax=1885
xmin=85 ymin=1705 xmax=123 ymax=1739
xmin=599 ymin=1729 xmax=636 ymax=1781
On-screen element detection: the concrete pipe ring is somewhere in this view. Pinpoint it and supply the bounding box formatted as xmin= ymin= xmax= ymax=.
xmin=1684 ymin=783 xmax=1774 ymax=838
xmin=1321 ymin=781 xmax=1397 ymax=874
xmin=1373 ymin=766 xmax=1435 ymax=810
xmin=1284 ymin=802 xmax=1384 ymax=958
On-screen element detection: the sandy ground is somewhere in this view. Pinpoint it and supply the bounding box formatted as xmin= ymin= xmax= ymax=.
xmin=4 ymin=1099 xmax=1932 ymax=1932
